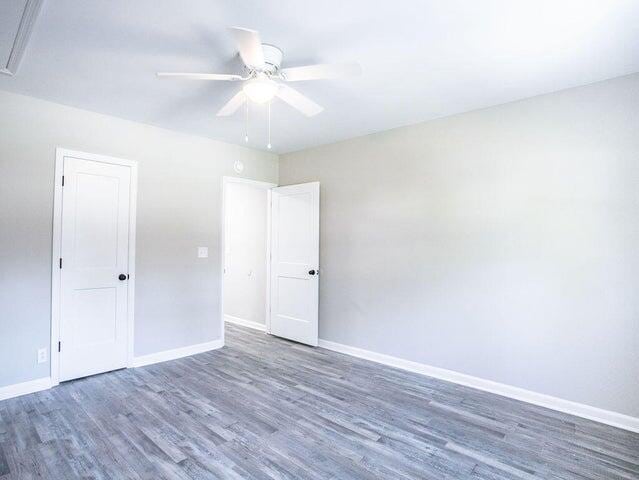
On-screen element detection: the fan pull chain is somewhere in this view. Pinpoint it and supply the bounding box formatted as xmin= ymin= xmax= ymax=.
xmin=244 ymin=100 xmax=249 ymax=143
xmin=267 ymin=100 xmax=272 ymax=150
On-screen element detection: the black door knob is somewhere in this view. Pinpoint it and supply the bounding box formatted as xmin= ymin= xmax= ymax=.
xmin=308 ymin=270 xmax=316 ymax=275
xmin=118 ymin=274 xmax=127 ymax=281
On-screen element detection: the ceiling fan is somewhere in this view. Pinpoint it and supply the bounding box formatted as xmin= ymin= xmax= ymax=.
xmin=157 ymin=27 xmax=362 ymax=118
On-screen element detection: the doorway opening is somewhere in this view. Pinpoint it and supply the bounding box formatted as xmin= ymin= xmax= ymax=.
xmin=221 ymin=177 xmax=320 ymax=346
xmin=221 ymin=177 xmax=275 ymax=340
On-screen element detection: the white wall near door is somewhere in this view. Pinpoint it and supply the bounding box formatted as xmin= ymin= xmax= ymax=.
xmin=278 ymin=74 xmax=639 ymax=419
xmin=223 ymin=178 xmax=274 ymax=331
xmin=0 ymin=90 xmax=278 ymax=393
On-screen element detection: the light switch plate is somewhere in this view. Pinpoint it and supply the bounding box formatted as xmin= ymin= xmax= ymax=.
xmin=198 ymin=247 xmax=208 ymax=258
xmin=37 ymin=348 xmax=47 ymax=364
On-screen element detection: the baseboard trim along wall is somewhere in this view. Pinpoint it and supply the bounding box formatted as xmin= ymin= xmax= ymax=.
xmin=0 ymin=340 xmax=226 ymax=402
xmin=0 ymin=341 xmax=226 ymax=402
xmin=224 ymin=314 xmax=267 ymax=332
xmin=131 ymin=339 xmax=225 ymax=368
xmin=318 ymin=338 xmax=639 ymax=433
xmin=0 ymin=377 xmax=53 ymax=401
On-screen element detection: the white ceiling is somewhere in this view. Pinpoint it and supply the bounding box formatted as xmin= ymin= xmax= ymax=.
xmin=1 ymin=0 xmax=639 ymax=153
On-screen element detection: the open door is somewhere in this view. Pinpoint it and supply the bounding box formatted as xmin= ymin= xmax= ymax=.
xmin=269 ymin=182 xmax=319 ymax=346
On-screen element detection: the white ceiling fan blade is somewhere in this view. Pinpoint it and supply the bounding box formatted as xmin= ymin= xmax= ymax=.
xmin=281 ymin=62 xmax=361 ymax=82
xmin=216 ymin=91 xmax=247 ymax=116
xmin=157 ymin=73 xmax=242 ymax=81
xmin=276 ymin=85 xmax=323 ymax=117
xmin=230 ymin=27 xmax=265 ymax=68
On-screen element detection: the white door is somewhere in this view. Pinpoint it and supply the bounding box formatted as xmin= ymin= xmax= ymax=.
xmin=59 ymin=156 xmax=132 ymax=381
xmin=270 ymin=182 xmax=320 ymax=346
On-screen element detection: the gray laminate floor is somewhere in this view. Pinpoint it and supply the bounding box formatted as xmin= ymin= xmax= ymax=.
xmin=1 ymin=324 xmax=638 ymax=479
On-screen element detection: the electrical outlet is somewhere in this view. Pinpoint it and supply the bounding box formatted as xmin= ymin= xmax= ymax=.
xmin=198 ymin=246 xmax=208 ymax=258
xmin=37 ymin=348 xmax=48 ymax=364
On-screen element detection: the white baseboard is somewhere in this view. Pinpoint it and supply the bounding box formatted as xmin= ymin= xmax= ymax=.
xmin=0 ymin=377 xmax=52 ymax=402
xmin=225 ymin=314 xmax=267 ymax=332
xmin=1 ymin=340 xmax=226 ymax=401
xmin=318 ymin=339 xmax=639 ymax=433
xmin=132 ymin=339 xmax=224 ymax=368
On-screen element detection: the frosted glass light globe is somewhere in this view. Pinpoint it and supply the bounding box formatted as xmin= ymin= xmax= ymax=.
xmin=243 ymin=78 xmax=278 ymax=104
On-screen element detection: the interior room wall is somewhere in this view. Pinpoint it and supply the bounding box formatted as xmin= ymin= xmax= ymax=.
xmin=279 ymin=73 xmax=639 ymax=418
xmin=223 ymin=181 xmax=269 ymax=327
xmin=0 ymin=90 xmax=277 ymax=389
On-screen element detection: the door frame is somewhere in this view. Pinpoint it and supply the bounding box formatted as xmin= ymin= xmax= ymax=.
xmin=220 ymin=176 xmax=276 ymax=344
xmin=51 ymin=148 xmax=138 ymax=386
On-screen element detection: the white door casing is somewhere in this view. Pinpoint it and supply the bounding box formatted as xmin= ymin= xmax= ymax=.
xmin=269 ymin=182 xmax=320 ymax=346
xmin=53 ymin=150 xmax=137 ymax=382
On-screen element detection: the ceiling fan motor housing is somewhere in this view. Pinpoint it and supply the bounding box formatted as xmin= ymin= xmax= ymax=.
xmin=261 ymin=44 xmax=283 ymax=72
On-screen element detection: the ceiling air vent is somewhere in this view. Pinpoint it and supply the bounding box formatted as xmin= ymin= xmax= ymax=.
xmin=0 ymin=0 xmax=44 ymax=76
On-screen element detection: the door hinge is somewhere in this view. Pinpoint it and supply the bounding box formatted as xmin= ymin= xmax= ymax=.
xmin=58 ymin=341 xmax=61 ymax=352
xmin=61 ymin=175 xmax=65 ymax=187
xmin=59 ymin=258 xmax=62 ymax=269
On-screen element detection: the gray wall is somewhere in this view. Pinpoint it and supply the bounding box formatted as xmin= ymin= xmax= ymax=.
xmin=0 ymin=90 xmax=277 ymax=388
xmin=280 ymin=73 xmax=639 ymax=417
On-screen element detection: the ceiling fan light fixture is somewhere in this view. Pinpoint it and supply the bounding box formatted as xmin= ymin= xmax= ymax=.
xmin=243 ymin=77 xmax=278 ymax=104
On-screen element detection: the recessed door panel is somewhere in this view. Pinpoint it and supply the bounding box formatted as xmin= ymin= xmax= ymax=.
xmin=71 ymin=287 xmax=118 ymax=347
